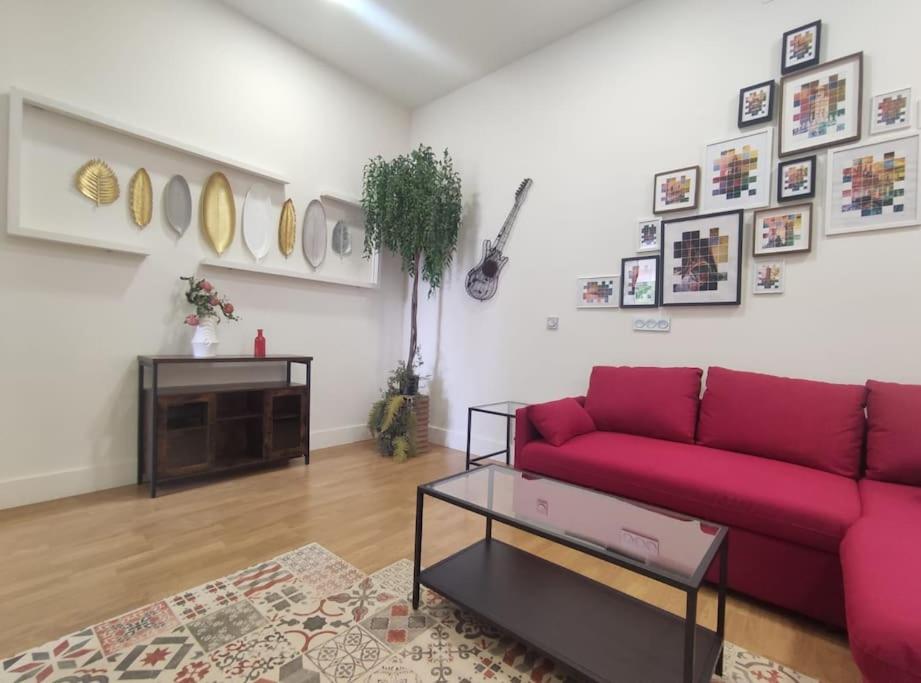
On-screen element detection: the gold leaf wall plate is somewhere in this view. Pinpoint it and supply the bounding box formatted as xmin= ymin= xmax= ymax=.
xmin=75 ymin=159 xmax=120 ymax=206
xmin=278 ymin=198 xmax=296 ymax=257
xmin=201 ymin=172 xmax=236 ymax=255
xmin=129 ymin=168 xmax=153 ymax=227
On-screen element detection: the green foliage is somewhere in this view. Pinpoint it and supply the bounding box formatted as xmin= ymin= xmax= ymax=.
xmin=367 ymin=362 xmax=425 ymax=462
xmin=361 ymin=145 xmax=462 ymax=294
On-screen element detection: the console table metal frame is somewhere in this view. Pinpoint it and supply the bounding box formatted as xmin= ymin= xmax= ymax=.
xmin=465 ymin=402 xmax=527 ymax=471
xmin=137 ymin=355 xmax=312 ymax=498
xmin=412 ymin=465 xmax=728 ymax=683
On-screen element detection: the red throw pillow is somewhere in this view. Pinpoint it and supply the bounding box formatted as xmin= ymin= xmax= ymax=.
xmin=697 ymin=367 xmax=867 ymax=478
xmin=866 ymin=380 xmax=921 ymax=486
xmin=529 ymin=398 xmax=596 ymax=446
xmin=583 ymin=366 xmax=703 ymax=443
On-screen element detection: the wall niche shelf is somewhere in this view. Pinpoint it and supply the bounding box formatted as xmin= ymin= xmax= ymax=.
xmin=200 ymin=257 xmax=380 ymax=290
xmin=6 ymin=87 xmax=289 ymax=257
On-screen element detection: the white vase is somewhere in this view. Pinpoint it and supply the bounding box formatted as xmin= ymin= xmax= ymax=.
xmin=191 ymin=316 xmax=219 ymax=358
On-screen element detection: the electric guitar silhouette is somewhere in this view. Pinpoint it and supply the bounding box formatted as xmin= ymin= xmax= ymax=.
xmin=465 ymin=178 xmax=532 ymax=301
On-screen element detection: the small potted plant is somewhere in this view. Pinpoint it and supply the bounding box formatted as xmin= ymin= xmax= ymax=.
xmin=180 ymin=276 xmax=240 ymax=357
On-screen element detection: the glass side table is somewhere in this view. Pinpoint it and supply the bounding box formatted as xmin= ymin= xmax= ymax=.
xmin=466 ymin=401 xmax=529 ymax=471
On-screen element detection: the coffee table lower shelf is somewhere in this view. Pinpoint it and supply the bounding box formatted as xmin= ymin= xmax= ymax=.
xmin=419 ymin=539 xmax=722 ymax=683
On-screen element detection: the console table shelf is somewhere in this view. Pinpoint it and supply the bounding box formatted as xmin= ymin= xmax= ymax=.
xmin=137 ymin=355 xmax=312 ymax=497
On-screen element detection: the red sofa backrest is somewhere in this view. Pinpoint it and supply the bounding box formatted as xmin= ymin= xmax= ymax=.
xmin=584 ymin=366 xmax=702 ymax=444
xmin=866 ymin=379 xmax=921 ymax=486
xmin=697 ymin=367 xmax=867 ymax=478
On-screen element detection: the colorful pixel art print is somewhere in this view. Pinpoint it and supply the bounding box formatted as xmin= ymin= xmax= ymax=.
xmin=702 ymin=129 xmax=773 ymax=212
xmin=870 ymin=88 xmax=912 ymax=135
xmin=779 ymin=52 xmax=863 ymax=157
xmin=777 ymin=156 xmax=817 ymax=202
xmin=661 ymin=210 xmax=743 ymax=306
xmin=738 ymin=80 xmax=776 ymax=128
xmin=753 ymin=261 xmax=786 ymax=294
xmin=826 ymin=132 xmax=921 ymax=235
xmin=652 ymin=166 xmax=700 ymax=214
xmin=752 ymin=204 xmax=813 ymax=256
xmin=781 ymin=20 xmax=821 ymax=74
xmin=636 ymin=217 xmax=661 ymax=253
xmin=576 ymin=275 xmax=620 ymax=308
xmin=619 ymin=257 xmax=659 ymax=308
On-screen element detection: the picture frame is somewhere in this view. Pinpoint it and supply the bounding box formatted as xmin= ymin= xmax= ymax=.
xmin=636 ymin=217 xmax=661 ymax=252
xmin=779 ymin=52 xmax=863 ymax=157
xmin=619 ymin=256 xmax=660 ymax=308
xmin=781 ymin=20 xmax=821 ymax=75
xmin=777 ymin=156 xmax=817 ymax=202
xmin=870 ymin=88 xmax=912 ymax=135
xmin=825 ymin=131 xmax=921 ymax=235
xmin=652 ymin=166 xmax=700 ymax=214
xmin=753 ymin=260 xmax=785 ymax=294
xmin=661 ymin=210 xmax=744 ymax=306
xmin=738 ymin=80 xmax=776 ymax=128
xmin=576 ymin=275 xmax=620 ymax=309
xmin=702 ymin=128 xmax=773 ymax=212
xmin=752 ymin=203 xmax=813 ymax=256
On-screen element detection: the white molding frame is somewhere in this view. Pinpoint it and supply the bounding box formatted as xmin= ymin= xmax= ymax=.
xmin=200 ymin=257 xmax=380 ymax=289
xmin=825 ymin=130 xmax=921 ymax=236
xmin=6 ymin=87 xmax=289 ymax=257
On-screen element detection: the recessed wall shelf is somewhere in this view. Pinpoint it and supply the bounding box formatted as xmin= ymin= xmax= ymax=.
xmin=6 ymin=87 xmax=289 ymax=257
xmin=200 ymin=257 xmax=380 ymax=290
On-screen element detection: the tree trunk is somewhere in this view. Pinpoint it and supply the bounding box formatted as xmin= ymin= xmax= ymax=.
xmin=407 ymin=254 xmax=420 ymax=372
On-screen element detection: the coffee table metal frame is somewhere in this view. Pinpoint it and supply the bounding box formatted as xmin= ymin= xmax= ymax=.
xmin=465 ymin=401 xmax=528 ymax=471
xmin=412 ymin=465 xmax=728 ymax=683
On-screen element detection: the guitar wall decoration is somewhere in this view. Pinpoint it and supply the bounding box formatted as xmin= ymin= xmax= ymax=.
xmin=465 ymin=178 xmax=533 ymax=301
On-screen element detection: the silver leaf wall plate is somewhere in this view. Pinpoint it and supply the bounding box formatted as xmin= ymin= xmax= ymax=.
xmin=331 ymin=220 xmax=352 ymax=258
xmin=164 ymin=175 xmax=192 ymax=235
xmin=302 ymin=199 xmax=327 ymax=268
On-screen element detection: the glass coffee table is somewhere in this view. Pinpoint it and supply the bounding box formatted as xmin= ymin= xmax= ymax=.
xmin=412 ymin=465 xmax=728 ymax=683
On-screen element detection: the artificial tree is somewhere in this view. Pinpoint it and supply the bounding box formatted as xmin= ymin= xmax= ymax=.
xmin=362 ymin=144 xmax=462 ymax=458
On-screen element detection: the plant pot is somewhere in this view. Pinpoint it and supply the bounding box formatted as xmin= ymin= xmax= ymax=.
xmin=403 ymin=374 xmax=420 ymax=396
xmin=410 ymin=394 xmax=429 ymax=454
xmin=191 ymin=317 xmax=219 ymax=358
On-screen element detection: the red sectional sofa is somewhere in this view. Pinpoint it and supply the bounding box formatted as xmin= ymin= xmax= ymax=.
xmin=515 ymin=366 xmax=921 ymax=683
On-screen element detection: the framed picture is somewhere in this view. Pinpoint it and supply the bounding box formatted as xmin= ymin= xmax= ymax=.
xmin=870 ymin=88 xmax=912 ymax=135
xmin=652 ymin=166 xmax=699 ymax=214
xmin=777 ymin=156 xmax=817 ymax=202
xmin=636 ymin=218 xmax=661 ymax=252
xmin=781 ymin=20 xmax=821 ymax=74
xmin=753 ymin=261 xmax=785 ymax=294
xmin=825 ymin=131 xmax=921 ymax=235
xmin=576 ymin=275 xmax=620 ymax=308
xmin=661 ymin=210 xmax=744 ymax=306
xmin=702 ymin=128 xmax=773 ymax=212
xmin=619 ymin=256 xmax=660 ymax=308
xmin=779 ymin=52 xmax=863 ymax=157
xmin=738 ymin=80 xmax=775 ymax=128
xmin=752 ymin=204 xmax=812 ymax=256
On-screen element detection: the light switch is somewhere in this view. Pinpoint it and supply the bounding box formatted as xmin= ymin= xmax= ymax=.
xmin=546 ymin=316 xmax=559 ymax=330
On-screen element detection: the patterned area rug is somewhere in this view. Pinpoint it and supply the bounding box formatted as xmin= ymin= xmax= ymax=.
xmin=1 ymin=543 xmax=818 ymax=682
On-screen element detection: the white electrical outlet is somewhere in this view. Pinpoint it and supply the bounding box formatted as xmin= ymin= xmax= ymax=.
xmin=546 ymin=316 xmax=559 ymax=330
xmin=632 ymin=316 xmax=671 ymax=332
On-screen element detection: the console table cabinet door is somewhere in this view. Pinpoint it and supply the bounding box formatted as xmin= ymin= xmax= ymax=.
xmin=264 ymin=387 xmax=307 ymax=459
xmin=157 ymin=393 xmax=215 ymax=476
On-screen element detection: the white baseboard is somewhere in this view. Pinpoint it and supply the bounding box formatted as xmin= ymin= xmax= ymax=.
xmin=0 ymin=423 xmax=371 ymax=510
xmin=428 ymin=425 xmax=512 ymax=463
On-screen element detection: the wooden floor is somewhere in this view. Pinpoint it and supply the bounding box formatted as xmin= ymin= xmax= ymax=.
xmin=0 ymin=442 xmax=859 ymax=681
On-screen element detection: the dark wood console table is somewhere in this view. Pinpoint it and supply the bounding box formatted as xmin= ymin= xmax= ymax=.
xmin=137 ymin=355 xmax=312 ymax=497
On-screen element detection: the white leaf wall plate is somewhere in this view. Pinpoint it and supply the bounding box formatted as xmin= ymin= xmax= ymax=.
xmin=164 ymin=175 xmax=192 ymax=235
xmin=242 ymin=184 xmax=272 ymax=262
xmin=302 ymin=199 xmax=328 ymax=268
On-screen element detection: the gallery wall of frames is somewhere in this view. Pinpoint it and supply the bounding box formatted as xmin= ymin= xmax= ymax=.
xmin=576 ymin=19 xmax=920 ymax=310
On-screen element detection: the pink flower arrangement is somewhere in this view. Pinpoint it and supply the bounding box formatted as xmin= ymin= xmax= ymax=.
xmin=180 ymin=276 xmax=240 ymax=326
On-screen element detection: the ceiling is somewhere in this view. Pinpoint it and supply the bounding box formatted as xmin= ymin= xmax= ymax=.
xmin=222 ymin=0 xmax=635 ymax=107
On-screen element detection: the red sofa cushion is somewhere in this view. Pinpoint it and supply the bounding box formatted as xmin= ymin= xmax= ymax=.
xmin=866 ymin=379 xmax=921 ymax=486
xmin=584 ymin=366 xmax=702 ymax=444
xmin=528 ymin=398 xmax=595 ymax=446
xmin=859 ymin=479 xmax=921 ymax=521
xmin=697 ymin=367 xmax=867 ymax=478
xmin=517 ymin=431 xmax=859 ymax=553
xmin=842 ymin=518 xmax=921 ymax=683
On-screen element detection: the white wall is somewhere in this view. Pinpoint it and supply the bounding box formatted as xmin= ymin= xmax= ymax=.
xmin=0 ymin=0 xmax=409 ymax=508
xmin=410 ymin=0 xmax=921 ymax=451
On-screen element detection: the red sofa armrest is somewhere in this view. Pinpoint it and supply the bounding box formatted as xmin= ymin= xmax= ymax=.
xmin=515 ymin=397 xmax=587 ymax=469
